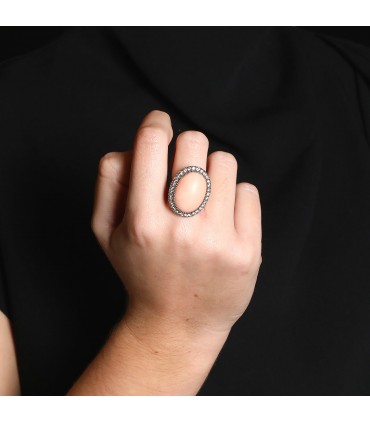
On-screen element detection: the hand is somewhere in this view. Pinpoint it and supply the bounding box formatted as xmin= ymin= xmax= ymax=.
xmin=91 ymin=110 xmax=262 ymax=341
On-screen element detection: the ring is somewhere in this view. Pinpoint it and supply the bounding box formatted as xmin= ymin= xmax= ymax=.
xmin=168 ymin=166 xmax=211 ymax=217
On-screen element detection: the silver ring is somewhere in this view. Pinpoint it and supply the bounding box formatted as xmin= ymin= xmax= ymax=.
xmin=168 ymin=166 xmax=211 ymax=217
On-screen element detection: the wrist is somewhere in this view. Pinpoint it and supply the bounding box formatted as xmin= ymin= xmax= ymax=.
xmin=112 ymin=307 xmax=230 ymax=394
xmin=122 ymin=305 xmax=230 ymax=357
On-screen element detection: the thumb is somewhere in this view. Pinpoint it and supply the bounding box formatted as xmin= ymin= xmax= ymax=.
xmin=91 ymin=151 xmax=133 ymax=251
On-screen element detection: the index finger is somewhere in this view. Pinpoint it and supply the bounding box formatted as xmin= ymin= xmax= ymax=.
xmin=125 ymin=110 xmax=173 ymax=218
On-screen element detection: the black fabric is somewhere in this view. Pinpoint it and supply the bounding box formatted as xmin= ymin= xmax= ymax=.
xmin=0 ymin=257 xmax=9 ymax=317
xmin=0 ymin=27 xmax=369 ymax=395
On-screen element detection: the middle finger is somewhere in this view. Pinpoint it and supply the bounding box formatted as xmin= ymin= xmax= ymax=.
xmin=171 ymin=130 xmax=210 ymax=215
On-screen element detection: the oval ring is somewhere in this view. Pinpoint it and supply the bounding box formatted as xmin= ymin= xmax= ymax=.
xmin=168 ymin=165 xmax=211 ymax=217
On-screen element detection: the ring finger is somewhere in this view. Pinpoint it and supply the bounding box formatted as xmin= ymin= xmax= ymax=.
xmin=205 ymin=150 xmax=237 ymax=228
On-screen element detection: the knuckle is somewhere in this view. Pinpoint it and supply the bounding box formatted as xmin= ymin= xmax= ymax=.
xmin=211 ymin=151 xmax=237 ymax=167
xmin=170 ymin=223 xmax=194 ymax=250
xmin=90 ymin=215 xmax=109 ymax=249
xmin=244 ymin=251 xmax=257 ymax=270
xmin=234 ymin=246 xmax=261 ymax=274
xmin=198 ymin=233 xmax=225 ymax=260
xmin=177 ymin=130 xmax=209 ymax=149
xmin=126 ymin=217 xmax=157 ymax=248
xmin=211 ymin=243 xmax=228 ymax=263
xmin=98 ymin=152 xmax=119 ymax=178
xmin=136 ymin=126 xmax=168 ymax=146
xmin=90 ymin=213 xmax=102 ymax=237
xmin=90 ymin=214 xmax=98 ymax=235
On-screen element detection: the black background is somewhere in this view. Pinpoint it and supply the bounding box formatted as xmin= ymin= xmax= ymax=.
xmin=1 ymin=25 xmax=370 ymax=395
xmin=0 ymin=27 xmax=370 ymax=63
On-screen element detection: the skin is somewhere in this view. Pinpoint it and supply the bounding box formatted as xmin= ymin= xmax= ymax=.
xmin=0 ymin=110 xmax=262 ymax=395
xmin=0 ymin=310 xmax=20 ymax=395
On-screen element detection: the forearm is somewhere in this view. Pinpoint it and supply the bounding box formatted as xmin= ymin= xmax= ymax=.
xmin=66 ymin=310 xmax=229 ymax=396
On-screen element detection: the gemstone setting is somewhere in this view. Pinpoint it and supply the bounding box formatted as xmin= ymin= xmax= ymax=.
xmin=168 ymin=165 xmax=211 ymax=217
